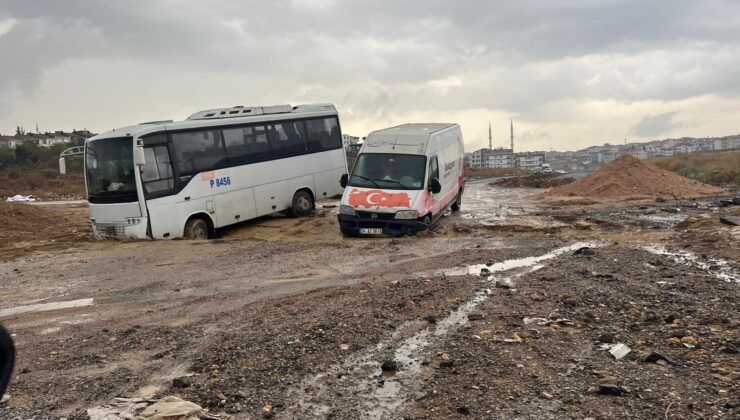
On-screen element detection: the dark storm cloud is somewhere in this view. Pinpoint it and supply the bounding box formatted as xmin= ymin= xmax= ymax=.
xmin=0 ymin=0 xmax=739 ymax=138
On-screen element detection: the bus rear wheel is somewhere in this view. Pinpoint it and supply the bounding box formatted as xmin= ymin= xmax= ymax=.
xmin=184 ymin=217 xmax=210 ymax=239
xmin=290 ymin=190 xmax=314 ymax=217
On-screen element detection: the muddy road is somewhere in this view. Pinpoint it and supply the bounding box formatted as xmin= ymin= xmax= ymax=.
xmin=1 ymin=182 xmax=738 ymax=419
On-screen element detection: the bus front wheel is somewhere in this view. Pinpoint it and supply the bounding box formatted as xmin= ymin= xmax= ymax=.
xmin=184 ymin=217 xmax=210 ymax=239
xmin=290 ymin=190 xmax=314 ymax=217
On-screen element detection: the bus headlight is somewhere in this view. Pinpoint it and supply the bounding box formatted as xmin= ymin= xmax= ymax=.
xmin=340 ymin=205 xmax=356 ymax=216
xmin=395 ymin=210 xmax=418 ymax=219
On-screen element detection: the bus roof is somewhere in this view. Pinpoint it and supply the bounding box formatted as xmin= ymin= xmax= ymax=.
xmin=90 ymin=103 xmax=338 ymax=141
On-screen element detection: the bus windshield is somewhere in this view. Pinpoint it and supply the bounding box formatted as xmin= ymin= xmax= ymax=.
xmin=85 ymin=137 xmax=137 ymax=202
xmin=349 ymin=153 xmax=426 ymax=190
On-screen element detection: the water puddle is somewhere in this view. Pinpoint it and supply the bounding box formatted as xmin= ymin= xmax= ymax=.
xmin=636 ymin=214 xmax=688 ymax=228
xmin=284 ymin=242 xmax=599 ymax=419
xmin=419 ymin=241 xmax=600 ymax=279
xmin=0 ymin=298 xmax=94 ymax=318
xmin=640 ymin=244 xmax=739 ymax=283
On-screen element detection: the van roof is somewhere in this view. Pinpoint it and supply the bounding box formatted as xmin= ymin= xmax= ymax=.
xmin=363 ymin=123 xmax=459 ymax=155
xmin=374 ymin=123 xmax=456 ymax=134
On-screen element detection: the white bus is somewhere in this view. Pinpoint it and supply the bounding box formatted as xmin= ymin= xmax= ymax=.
xmin=77 ymin=103 xmax=346 ymax=239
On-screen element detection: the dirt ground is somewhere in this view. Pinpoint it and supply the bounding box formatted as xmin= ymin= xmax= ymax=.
xmin=0 ymin=180 xmax=738 ymax=419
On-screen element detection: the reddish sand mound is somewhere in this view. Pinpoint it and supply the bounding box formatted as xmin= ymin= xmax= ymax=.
xmin=542 ymin=155 xmax=726 ymax=203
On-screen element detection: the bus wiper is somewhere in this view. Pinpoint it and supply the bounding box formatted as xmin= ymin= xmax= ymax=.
xmin=352 ymin=174 xmax=382 ymax=188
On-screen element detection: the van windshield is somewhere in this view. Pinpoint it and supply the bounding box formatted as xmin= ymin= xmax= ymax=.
xmin=349 ymin=153 xmax=427 ymax=190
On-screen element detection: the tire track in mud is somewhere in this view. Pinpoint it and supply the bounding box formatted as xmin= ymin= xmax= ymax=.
xmin=282 ymin=242 xmax=600 ymax=419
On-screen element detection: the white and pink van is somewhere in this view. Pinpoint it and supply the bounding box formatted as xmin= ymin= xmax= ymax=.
xmin=338 ymin=123 xmax=465 ymax=236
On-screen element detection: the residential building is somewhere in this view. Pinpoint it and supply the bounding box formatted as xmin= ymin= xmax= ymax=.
xmin=714 ymin=136 xmax=740 ymax=151
xmin=0 ymin=136 xmax=26 ymax=148
xmin=342 ymin=134 xmax=360 ymax=146
xmin=514 ymin=152 xmax=545 ymax=170
xmin=468 ymin=148 xmax=495 ymax=168
xmin=486 ymin=148 xmax=514 ymax=168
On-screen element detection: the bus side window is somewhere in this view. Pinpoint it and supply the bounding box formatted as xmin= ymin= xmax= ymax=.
xmin=306 ymin=117 xmax=342 ymax=152
xmin=267 ymin=122 xmax=307 ymax=158
xmin=223 ymin=125 xmax=270 ymax=164
xmin=171 ymin=130 xmax=225 ymax=174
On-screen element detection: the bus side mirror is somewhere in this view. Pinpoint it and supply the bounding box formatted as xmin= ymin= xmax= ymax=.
xmin=340 ymin=173 xmax=348 ymax=188
xmin=429 ymin=178 xmax=441 ymax=194
xmin=59 ymin=157 xmax=67 ymax=175
xmin=133 ymin=148 xmax=146 ymax=166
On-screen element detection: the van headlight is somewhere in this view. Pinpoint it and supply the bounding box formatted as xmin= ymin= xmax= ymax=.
xmin=395 ymin=210 xmax=419 ymax=219
xmin=340 ymin=205 xmax=357 ymax=216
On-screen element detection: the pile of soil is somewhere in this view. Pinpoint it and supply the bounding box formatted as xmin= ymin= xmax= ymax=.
xmin=542 ymin=155 xmax=726 ymax=203
xmin=0 ymin=202 xmax=91 ymax=260
xmin=491 ymin=174 xmax=575 ymax=189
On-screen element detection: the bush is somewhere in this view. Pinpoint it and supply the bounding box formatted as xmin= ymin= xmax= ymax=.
xmin=651 ymin=151 xmax=740 ymax=187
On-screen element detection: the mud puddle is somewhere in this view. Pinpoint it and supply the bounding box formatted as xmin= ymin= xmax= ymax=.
xmin=418 ymin=241 xmax=601 ymax=278
xmin=459 ymin=182 xmax=539 ymax=226
xmin=0 ymin=297 xmax=94 ymax=318
xmin=283 ymin=242 xmax=599 ymax=419
xmin=640 ymin=243 xmax=739 ymax=283
xmin=636 ymin=213 xmax=688 ymax=227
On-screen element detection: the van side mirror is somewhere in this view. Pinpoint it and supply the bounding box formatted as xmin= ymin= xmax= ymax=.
xmin=133 ymin=148 xmax=146 ymax=166
xmin=59 ymin=157 xmax=67 ymax=175
xmin=429 ymin=178 xmax=441 ymax=194
xmin=340 ymin=173 xmax=348 ymax=188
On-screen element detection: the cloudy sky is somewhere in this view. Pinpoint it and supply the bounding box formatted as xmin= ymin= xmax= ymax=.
xmin=1 ymin=0 xmax=739 ymax=151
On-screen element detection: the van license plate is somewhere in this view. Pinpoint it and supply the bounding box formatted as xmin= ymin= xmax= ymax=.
xmin=360 ymin=228 xmax=383 ymax=235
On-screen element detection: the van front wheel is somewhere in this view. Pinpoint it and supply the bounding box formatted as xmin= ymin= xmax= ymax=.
xmin=451 ymin=191 xmax=462 ymax=212
xmin=290 ymin=190 xmax=314 ymax=217
xmin=423 ymin=215 xmax=432 ymax=229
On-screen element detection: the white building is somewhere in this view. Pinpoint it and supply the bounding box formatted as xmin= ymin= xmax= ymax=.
xmin=486 ymin=148 xmax=514 ymax=168
xmin=515 ymin=152 xmax=545 ymax=170
xmin=714 ymin=136 xmax=740 ymax=151
xmin=342 ymin=134 xmax=359 ymax=146
xmin=469 ymin=148 xmax=495 ymax=168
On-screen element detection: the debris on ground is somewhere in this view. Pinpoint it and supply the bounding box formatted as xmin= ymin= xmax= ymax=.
xmin=608 ymin=343 xmax=632 ymax=360
xmin=542 ymin=155 xmax=726 ymax=203
xmin=381 ymin=360 xmax=400 ymax=372
xmin=490 ymin=174 xmax=574 ymax=188
xmin=87 ymin=396 xmax=220 ymax=420
xmin=5 ymin=194 xmax=37 ymax=202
